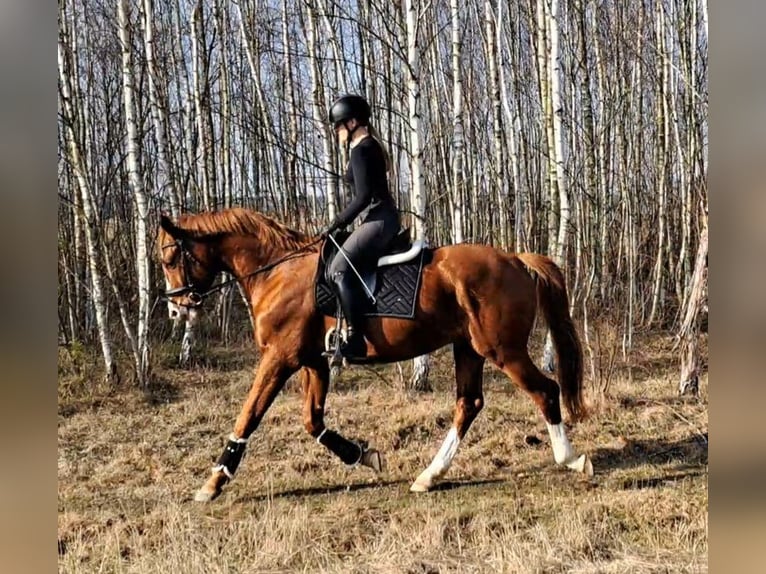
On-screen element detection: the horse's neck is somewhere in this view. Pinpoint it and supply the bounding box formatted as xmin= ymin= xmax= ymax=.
xmin=218 ymin=234 xmax=306 ymax=278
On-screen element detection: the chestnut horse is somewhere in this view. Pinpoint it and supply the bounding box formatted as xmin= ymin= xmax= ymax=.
xmin=158 ymin=208 xmax=592 ymax=502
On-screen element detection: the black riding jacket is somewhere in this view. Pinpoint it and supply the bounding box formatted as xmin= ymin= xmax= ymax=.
xmin=334 ymin=136 xmax=398 ymax=227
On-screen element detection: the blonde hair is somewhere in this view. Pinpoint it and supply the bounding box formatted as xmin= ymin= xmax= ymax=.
xmin=367 ymin=123 xmax=392 ymax=173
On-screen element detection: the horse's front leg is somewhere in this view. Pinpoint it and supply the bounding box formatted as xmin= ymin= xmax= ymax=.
xmin=301 ymin=362 xmax=384 ymax=472
xmin=194 ymin=351 xmax=297 ymax=502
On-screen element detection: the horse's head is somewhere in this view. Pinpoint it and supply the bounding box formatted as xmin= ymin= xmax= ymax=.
xmin=157 ymin=214 xmax=220 ymax=320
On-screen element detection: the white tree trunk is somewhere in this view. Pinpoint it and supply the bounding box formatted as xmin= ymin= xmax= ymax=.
xmin=535 ymin=0 xmax=555 ymax=257
xmin=306 ymin=1 xmax=337 ymax=223
xmin=58 ymin=17 xmax=117 ymax=382
xmin=282 ymin=0 xmax=299 ymax=221
xmin=590 ymin=5 xmax=609 ymax=302
xmin=406 ymin=0 xmax=431 ymax=392
xmin=678 ymin=214 xmax=707 ymax=395
xmin=648 ymin=1 xmax=670 ymax=326
xmin=191 ymin=0 xmax=214 ymax=209
xmin=485 ymin=1 xmax=506 ymax=248
xmin=540 ymin=0 xmax=569 ymax=371
xmin=450 ymin=0 xmax=464 ymax=244
xmin=141 ymin=0 xmax=177 ymax=217
xmin=119 ymin=0 xmax=151 ymax=386
xmin=497 ymin=0 xmax=522 ymax=251
xmin=549 ymin=0 xmax=569 ymax=267
xmin=214 ymin=0 xmax=233 ymax=209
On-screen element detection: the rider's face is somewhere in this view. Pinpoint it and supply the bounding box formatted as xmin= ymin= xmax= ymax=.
xmin=334 ymin=119 xmax=358 ymax=145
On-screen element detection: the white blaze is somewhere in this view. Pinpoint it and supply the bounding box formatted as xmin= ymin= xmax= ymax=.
xmin=164 ymin=276 xmax=187 ymax=319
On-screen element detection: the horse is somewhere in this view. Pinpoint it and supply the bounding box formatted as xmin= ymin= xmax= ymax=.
xmin=157 ymin=207 xmax=593 ymax=502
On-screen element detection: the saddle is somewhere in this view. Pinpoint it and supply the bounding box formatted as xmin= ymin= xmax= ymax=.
xmin=314 ymin=228 xmax=430 ymax=320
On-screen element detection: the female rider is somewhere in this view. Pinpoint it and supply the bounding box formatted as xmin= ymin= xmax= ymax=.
xmin=322 ymin=94 xmax=401 ymax=359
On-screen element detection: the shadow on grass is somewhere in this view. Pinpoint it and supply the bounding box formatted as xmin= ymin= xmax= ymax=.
xmin=591 ymin=433 xmax=708 ymax=479
xmin=617 ymin=394 xmax=705 ymax=409
xmin=428 ymin=478 xmax=507 ymax=492
xmin=619 ymin=470 xmax=707 ymax=490
xmin=143 ymin=374 xmax=182 ymax=406
xmin=233 ymin=477 xmax=508 ymax=504
xmin=234 ymin=478 xmax=410 ymax=503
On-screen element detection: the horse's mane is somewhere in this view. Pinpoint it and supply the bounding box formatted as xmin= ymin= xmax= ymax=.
xmin=177 ymin=208 xmax=314 ymax=251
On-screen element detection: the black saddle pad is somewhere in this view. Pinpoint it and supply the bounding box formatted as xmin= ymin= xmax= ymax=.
xmin=314 ymin=234 xmax=431 ymax=319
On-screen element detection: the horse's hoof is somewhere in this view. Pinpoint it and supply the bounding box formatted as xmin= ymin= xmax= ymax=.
xmin=566 ymin=454 xmax=594 ymax=477
xmin=361 ymin=448 xmax=385 ymax=473
xmin=194 ymin=483 xmax=223 ymax=502
xmin=194 ymin=489 xmax=215 ymax=502
xmin=581 ymin=455 xmax=594 ymax=477
xmin=409 ymin=479 xmax=431 ymax=493
xmin=410 ymin=471 xmax=434 ymax=492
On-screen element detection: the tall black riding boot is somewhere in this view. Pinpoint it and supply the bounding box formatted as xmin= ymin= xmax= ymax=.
xmin=332 ymin=273 xmax=368 ymax=359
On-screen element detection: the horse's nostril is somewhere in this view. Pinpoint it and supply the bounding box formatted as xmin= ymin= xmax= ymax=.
xmin=169 ymin=309 xmax=179 ymax=319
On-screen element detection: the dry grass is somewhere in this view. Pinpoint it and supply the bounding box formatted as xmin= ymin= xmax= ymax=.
xmin=58 ymin=336 xmax=707 ymax=573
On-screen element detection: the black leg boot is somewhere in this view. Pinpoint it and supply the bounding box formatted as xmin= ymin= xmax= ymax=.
xmin=332 ymin=272 xmax=368 ymax=359
xmin=341 ymin=325 xmax=367 ymax=359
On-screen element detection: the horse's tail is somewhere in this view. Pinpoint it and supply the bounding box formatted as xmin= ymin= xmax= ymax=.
xmin=516 ymin=253 xmax=587 ymax=423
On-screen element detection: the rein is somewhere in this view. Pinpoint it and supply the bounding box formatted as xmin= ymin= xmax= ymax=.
xmin=161 ymin=236 xmax=323 ymax=307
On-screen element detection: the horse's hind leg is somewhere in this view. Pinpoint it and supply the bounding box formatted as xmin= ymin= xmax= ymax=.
xmin=301 ymin=362 xmax=384 ymax=472
xmin=411 ymin=340 xmax=485 ymax=492
xmin=499 ymin=350 xmax=593 ymax=476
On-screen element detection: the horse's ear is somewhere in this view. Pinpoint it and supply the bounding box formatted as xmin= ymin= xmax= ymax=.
xmin=160 ymin=214 xmax=187 ymax=240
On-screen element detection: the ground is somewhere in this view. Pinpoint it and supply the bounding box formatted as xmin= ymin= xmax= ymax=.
xmin=58 ymin=334 xmax=708 ymax=573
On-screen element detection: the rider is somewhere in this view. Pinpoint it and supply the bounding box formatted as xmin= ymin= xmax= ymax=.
xmin=321 ymin=94 xmax=401 ymax=359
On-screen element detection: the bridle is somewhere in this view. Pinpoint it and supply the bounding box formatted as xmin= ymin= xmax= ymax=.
xmin=160 ymin=236 xmax=323 ymax=308
xmin=160 ymin=238 xmax=212 ymax=308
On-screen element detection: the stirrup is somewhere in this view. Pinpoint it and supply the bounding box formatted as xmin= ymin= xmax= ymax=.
xmin=323 ymin=309 xmax=346 ymax=369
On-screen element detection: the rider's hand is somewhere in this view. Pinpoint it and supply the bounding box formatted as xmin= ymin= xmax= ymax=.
xmin=320 ymin=221 xmax=342 ymax=238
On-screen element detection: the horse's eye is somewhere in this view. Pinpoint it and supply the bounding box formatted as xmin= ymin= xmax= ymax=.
xmin=163 ymin=250 xmax=181 ymax=269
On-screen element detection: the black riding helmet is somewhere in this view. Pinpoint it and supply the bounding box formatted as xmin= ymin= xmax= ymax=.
xmin=328 ymin=94 xmax=371 ymax=127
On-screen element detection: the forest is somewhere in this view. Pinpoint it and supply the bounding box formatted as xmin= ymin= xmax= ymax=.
xmin=58 ymin=2 xmax=708 ymax=571
xmin=58 ymin=0 xmax=708 ymax=388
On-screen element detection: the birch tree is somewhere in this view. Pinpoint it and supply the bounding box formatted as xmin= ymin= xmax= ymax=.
xmin=677 ymin=207 xmax=707 ymax=396
xmin=305 ymin=0 xmax=337 ymax=223
xmin=58 ymin=0 xmax=117 ymax=382
xmin=118 ymin=0 xmax=151 ymax=386
xmin=192 ymin=0 xmax=215 ymax=209
xmin=484 ymin=1 xmax=507 ymax=249
xmin=548 ymin=0 xmax=569 ymax=266
xmin=450 ymin=0 xmax=465 ymax=244
xmin=405 ymin=0 xmax=431 ymax=392
xmin=55 ymin=0 xmax=708 ymax=391
xmin=539 ymin=0 xmax=569 ymax=371
xmin=648 ymin=0 xmax=670 ymax=326
xmin=141 ymin=0 xmax=179 ymax=217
